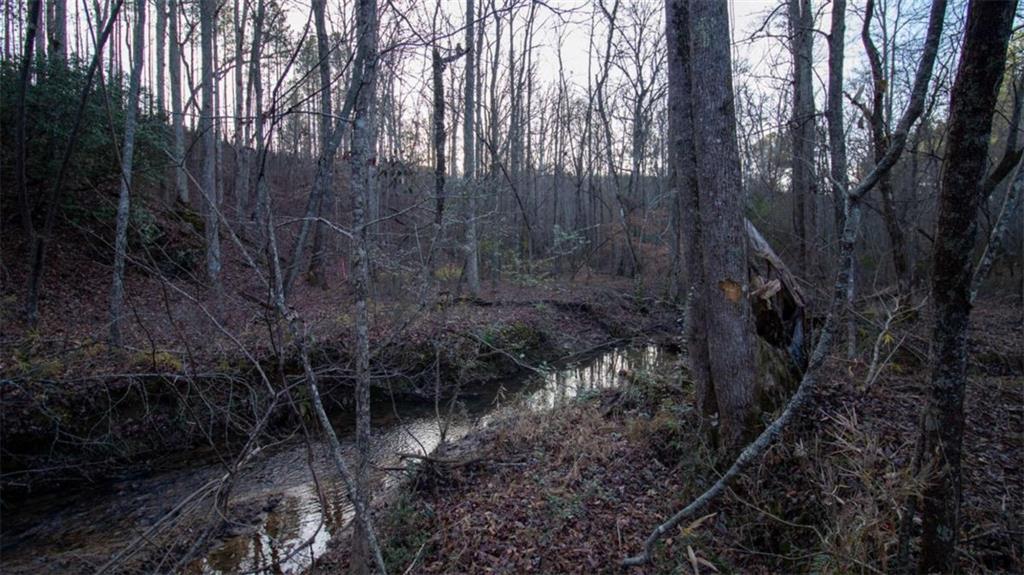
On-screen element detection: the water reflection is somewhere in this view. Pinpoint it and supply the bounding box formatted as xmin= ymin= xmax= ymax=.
xmin=0 ymin=345 xmax=675 ymax=575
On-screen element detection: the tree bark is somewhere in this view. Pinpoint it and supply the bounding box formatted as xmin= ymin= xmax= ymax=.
xmin=349 ymin=0 xmax=380 ymax=571
xmin=47 ymin=0 xmax=65 ymax=62
xmin=200 ymin=0 xmax=221 ymax=292
xmin=24 ymin=0 xmax=124 ymax=325
xmin=826 ymin=0 xmax=856 ymax=359
xmin=665 ymin=0 xmax=714 ymax=419
xmin=155 ymin=0 xmax=165 ymax=114
xmin=916 ymin=2 xmax=1015 ymax=571
xmin=863 ymin=0 xmax=911 ymax=294
xmin=308 ymin=0 xmax=334 ymax=287
xmin=109 ymin=0 xmax=146 ymax=346
xmin=16 ymin=0 xmax=42 ymax=250
xmin=689 ymin=0 xmax=757 ymax=452
xmin=169 ymin=0 xmax=187 ymax=203
xmin=464 ymin=0 xmax=480 ymax=298
xmin=788 ymin=0 xmax=815 ymax=273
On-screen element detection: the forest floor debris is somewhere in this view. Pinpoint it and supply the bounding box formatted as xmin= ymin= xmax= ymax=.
xmin=311 ymin=297 xmax=1022 ymax=574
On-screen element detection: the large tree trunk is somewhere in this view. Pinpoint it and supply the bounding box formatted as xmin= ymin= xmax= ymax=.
xmin=916 ymin=1 xmax=1015 ymax=571
xmin=109 ymin=0 xmax=146 ymax=346
xmin=200 ymin=0 xmax=221 ymax=292
xmin=665 ymin=0 xmax=713 ymax=417
xmin=688 ymin=0 xmax=757 ymax=452
xmin=463 ymin=0 xmax=480 ymax=298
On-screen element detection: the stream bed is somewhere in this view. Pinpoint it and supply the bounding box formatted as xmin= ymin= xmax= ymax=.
xmin=0 ymin=344 xmax=676 ymax=574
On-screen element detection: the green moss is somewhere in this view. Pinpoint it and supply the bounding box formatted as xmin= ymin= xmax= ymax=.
xmin=131 ymin=350 xmax=184 ymax=372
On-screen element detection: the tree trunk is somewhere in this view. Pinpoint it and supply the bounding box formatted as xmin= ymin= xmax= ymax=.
xmin=200 ymin=0 xmax=221 ymax=291
xmin=688 ymin=0 xmax=757 ymax=452
xmin=464 ymin=0 xmax=480 ymax=297
xmin=169 ymin=0 xmax=187 ymax=203
xmin=665 ymin=0 xmax=714 ymax=418
xmin=25 ymin=0 xmax=124 ymax=326
xmin=863 ymin=0 xmax=911 ymax=294
xmin=349 ymin=0 xmax=380 ymax=572
xmin=826 ymin=0 xmax=855 ymax=359
xmin=47 ymin=0 xmax=65 ymax=62
xmin=432 ymin=47 xmax=447 ymax=286
xmin=16 ymin=0 xmax=42 ymax=249
xmin=109 ymin=0 xmax=146 ymax=346
xmin=916 ymin=1 xmax=1015 ymax=571
xmin=788 ymin=0 xmax=815 ymax=273
xmin=308 ymin=0 xmax=334 ymax=288
xmin=230 ymin=0 xmax=247 ymax=221
xmin=34 ymin=0 xmax=44 ymax=61
xmin=154 ymin=0 xmax=165 ymax=114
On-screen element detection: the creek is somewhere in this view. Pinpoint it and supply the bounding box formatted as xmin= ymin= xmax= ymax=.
xmin=0 ymin=344 xmax=676 ymax=574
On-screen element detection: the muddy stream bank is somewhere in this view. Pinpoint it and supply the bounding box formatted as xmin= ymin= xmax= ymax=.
xmin=1 ymin=344 xmax=677 ymax=574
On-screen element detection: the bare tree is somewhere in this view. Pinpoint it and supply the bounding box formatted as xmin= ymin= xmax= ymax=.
xmin=788 ymin=0 xmax=816 ymax=272
xmin=665 ymin=0 xmax=712 ymax=418
xmin=306 ymin=0 xmax=333 ymax=287
xmin=200 ymin=0 xmax=221 ymax=291
xmin=464 ymin=0 xmax=481 ymax=297
xmin=349 ymin=0 xmax=380 ymax=571
xmin=626 ymin=0 xmax=949 ymax=565
xmin=666 ymin=0 xmax=758 ymax=448
xmin=155 ymin=0 xmax=165 ymax=114
xmin=862 ymin=0 xmax=911 ymax=294
xmin=913 ymin=1 xmax=1016 ymax=571
xmin=169 ymin=0 xmax=187 ymax=203
xmin=109 ymin=0 xmax=147 ymax=346
xmin=826 ymin=0 xmax=855 ymax=358
xmin=47 ymin=0 xmax=65 ymax=62
xmin=15 ymin=0 xmax=43 ymax=248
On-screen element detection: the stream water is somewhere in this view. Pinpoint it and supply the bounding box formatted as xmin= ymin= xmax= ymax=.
xmin=0 ymin=344 xmax=675 ymax=574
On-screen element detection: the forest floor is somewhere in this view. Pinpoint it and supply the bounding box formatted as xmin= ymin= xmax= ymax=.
xmin=310 ymin=295 xmax=1023 ymax=574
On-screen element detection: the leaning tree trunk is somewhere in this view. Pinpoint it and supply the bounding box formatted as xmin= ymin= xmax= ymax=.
xmin=915 ymin=2 xmax=1015 ymax=572
xmin=688 ymin=0 xmax=757 ymax=453
xmin=109 ymin=0 xmax=146 ymax=346
xmin=25 ymin=0 xmax=124 ymax=326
